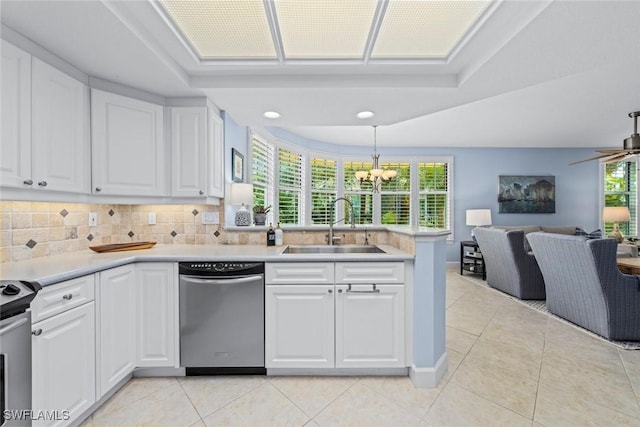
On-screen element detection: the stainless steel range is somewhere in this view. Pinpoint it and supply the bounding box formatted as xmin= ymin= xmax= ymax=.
xmin=0 ymin=280 xmax=41 ymax=427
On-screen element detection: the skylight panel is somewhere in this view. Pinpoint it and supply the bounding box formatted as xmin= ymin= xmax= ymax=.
xmin=274 ymin=0 xmax=378 ymax=59
xmin=371 ymin=0 xmax=490 ymax=59
xmin=160 ymin=0 xmax=277 ymax=59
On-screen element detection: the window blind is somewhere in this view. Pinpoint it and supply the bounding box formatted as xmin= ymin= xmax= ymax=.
xmin=343 ymin=161 xmax=374 ymax=224
xmin=603 ymin=160 xmax=637 ymax=236
xmin=311 ymin=157 xmax=337 ymax=224
xmin=278 ymin=147 xmax=304 ymax=225
xmin=418 ymin=162 xmax=450 ymax=228
xmin=380 ymin=162 xmax=411 ymax=225
xmin=251 ymin=135 xmax=275 ymax=216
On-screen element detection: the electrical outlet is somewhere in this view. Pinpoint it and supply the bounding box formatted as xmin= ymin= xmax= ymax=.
xmin=148 ymin=212 xmax=156 ymax=225
xmin=88 ymin=212 xmax=97 ymax=227
xmin=202 ymin=212 xmax=219 ymax=225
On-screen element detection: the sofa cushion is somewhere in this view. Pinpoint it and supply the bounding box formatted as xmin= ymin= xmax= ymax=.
xmin=540 ymin=225 xmax=578 ymax=235
xmin=492 ymin=225 xmax=541 ymax=251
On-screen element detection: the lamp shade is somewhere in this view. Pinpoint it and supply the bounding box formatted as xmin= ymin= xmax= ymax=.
xmin=230 ymin=183 xmax=253 ymax=206
xmin=466 ymin=209 xmax=492 ymax=226
xmin=602 ymin=206 xmax=630 ymax=222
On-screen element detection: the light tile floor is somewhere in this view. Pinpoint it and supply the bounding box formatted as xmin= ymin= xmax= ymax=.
xmin=81 ymin=270 xmax=640 ymax=427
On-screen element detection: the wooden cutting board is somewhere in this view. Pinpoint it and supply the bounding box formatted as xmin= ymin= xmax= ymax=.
xmin=89 ymin=241 xmax=157 ymax=253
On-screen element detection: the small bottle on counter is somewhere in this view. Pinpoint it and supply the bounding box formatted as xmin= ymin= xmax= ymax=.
xmin=275 ymin=222 xmax=283 ymax=246
xmin=266 ymin=223 xmax=276 ymax=246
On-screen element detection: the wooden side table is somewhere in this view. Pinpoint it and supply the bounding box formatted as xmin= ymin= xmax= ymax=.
xmin=617 ymin=257 xmax=640 ymax=275
xmin=460 ymin=240 xmax=486 ymax=280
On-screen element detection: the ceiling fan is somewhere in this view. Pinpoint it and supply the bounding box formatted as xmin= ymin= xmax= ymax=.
xmin=570 ymin=111 xmax=640 ymax=165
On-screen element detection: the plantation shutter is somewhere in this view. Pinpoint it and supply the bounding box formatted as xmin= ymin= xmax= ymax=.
xmin=418 ymin=162 xmax=450 ymax=229
xmin=251 ymin=135 xmax=275 ymax=214
xmin=310 ymin=157 xmax=337 ymax=224
xmin=278 ymin=147 xmax=304 ymax=225
xmin=343 ymin=161 xmax=374 ymax=224
xmin=603 ymin=160 xmax=637 ymax=237
xmin=380 ymin=161 xmax=411 ymax=225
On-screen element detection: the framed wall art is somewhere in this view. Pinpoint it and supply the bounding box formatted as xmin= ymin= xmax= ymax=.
xmin=232 ymin=148 xmax=244 ymax=183
xmin=498 ymin=175 xmax=556 ymax=213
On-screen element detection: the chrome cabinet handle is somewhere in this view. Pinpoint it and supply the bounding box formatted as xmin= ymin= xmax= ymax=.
xmin=346 ymin=284 xmax=380 ymax=293
xmin=38 ymin=180 xmax=47 ymax=187
xmin=328 ymin=289 xmax=333 ymax=294
xmin=338 ymin=289 xmax=343 ymax=293
xmin=199 ymin=190 xmax=204 ymax=195
xmin=32 ymin=328 xmax=43 ymax=336
xmin=62 ymin=294 xmax=73 ymax=300
xmin=95 ymin=187 xmax=102 ymax=192
xmin=23 ymin=179 xmax=33 ymax=185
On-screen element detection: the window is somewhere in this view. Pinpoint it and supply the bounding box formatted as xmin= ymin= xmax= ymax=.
xmin=603 ymin=159 xmax=637 ymax=236
xmin=380 ymin=161 xmax=411 ymax=225
xmin=343 ymin=161 xmax=374 ymax=224
xmin=277 ymin=147 xmax=304 ymax=225
xmin=249 ymin=136 xmax=453 ymax=235
xmin=251 ymin=134 xmax=274 ymax=223
xmin=418 ymin=161 xmax=450 ymax=229
xmin=310 ymin=157 xmax=337 ymax=224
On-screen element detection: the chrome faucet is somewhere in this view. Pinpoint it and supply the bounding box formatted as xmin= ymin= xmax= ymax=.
xmin=328 ymin=197 xmax=356 ymax=245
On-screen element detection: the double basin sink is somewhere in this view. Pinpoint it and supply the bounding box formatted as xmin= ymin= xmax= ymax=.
xmin=281 ymin=245 xmax=386 ymax=254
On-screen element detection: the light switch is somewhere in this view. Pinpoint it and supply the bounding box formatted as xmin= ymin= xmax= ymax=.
xmin=148 ymin=212 xmax=156 ymax=225
xmin=202 ymin=212 xmax=219 ymax=224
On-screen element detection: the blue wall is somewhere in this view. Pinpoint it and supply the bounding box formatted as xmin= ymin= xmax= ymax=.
xmin=239 ymin=125 xmax=601 ymax=261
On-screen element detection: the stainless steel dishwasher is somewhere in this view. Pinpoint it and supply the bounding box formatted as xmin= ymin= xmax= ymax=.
xmin=179 ymin=262 xmax=265 ymax=375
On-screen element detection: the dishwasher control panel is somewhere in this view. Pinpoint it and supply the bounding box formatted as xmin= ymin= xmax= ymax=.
xmin=179 ymin=262 xmax=264 ymax=276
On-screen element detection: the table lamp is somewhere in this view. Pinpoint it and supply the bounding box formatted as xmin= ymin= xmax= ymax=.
xmin=602 ymin=206 xmax=630 ymax=243
xmin=466 ymin=209 xmax=492 ymax=241
xmin=231 ymin=183 xmax=254 ymax=226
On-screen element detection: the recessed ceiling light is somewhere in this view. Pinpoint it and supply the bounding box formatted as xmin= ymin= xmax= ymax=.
xmin=264 ymin=111 xmax=281 ymax=119
xmin=357 ymin=111 xmax=375 ymax=119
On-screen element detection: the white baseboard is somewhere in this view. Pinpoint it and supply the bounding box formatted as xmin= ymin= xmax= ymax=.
xmin=409 ymin=352 xmax=448 ymax=388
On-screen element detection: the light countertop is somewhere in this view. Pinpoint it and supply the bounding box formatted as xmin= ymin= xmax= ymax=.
xmin=0 ymin=244 xmax=413 ymax=286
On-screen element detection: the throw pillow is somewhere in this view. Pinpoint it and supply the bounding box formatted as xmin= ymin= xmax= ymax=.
xmin=575 ymin=228 xmax=602 ymax=239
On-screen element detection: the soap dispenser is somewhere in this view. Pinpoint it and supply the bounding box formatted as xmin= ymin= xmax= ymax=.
xmin=266 ymin=223 xmax=276 ymax=246
xmin=275 ymin=222 xmax=283 ymax=246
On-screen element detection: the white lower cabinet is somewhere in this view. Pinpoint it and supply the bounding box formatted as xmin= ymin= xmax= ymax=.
xmin=97 ymin=265 xmax=136 ymax=398
xmin=335 ymin=284 xmax=405 ymax=368
xmin=265 ymin=285 xmax=335 ymax=368
xmin=31 ymin=278 xmax=96 ymax=427
xmin=136 ymin=263 xmax=176 ymax=367
xmin=265 ymin=262 xmax=406 ymax=370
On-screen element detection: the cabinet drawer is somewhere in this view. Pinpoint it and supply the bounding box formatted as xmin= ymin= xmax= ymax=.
xmin=335 ymin=262 xmax=404 ymax=284
xmin=266 ymin=263 xmax=334 ymax=285
xmin=31 ymin=274 xmax=95 ymax=323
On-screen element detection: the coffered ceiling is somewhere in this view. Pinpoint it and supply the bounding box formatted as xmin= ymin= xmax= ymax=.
xmin=1 ymin=0 xmax=639 ymax=149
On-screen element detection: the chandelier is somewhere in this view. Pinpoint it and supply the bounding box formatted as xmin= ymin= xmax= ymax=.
xmin=354 ymin=126 xmax=397 ymax=192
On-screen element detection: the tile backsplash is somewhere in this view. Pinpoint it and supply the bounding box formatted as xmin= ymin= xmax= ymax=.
xmin=0 ymin=201 xmax=407 ymax=263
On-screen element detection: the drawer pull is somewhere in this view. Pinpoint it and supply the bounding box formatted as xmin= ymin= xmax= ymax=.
xmin=23 ymin=179 xmax=33 ymax=185
xmin=32 ymin=329 xmax=43 ymax=336
xmin=346 ymin=284 xmax=380 ymax=293
xmin=38 ymin=180 xmax=48 ymax=187
xmin=328 ymin=289 xmax=333 ymax=294
xmin=62 ymin=294 xmax=73 ymax=300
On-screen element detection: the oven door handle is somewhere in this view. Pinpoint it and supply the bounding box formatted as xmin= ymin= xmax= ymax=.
xmin=181 ymin=275 xmax=262 ymax=285
xmin=0 ymin=317 xmax=28 ymax=337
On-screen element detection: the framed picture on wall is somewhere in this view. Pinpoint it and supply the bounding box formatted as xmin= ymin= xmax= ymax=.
xmin=232 ymin=148 xmax=244 ymax=183
xmin=498 ymin=175 xmax=556 ymax=213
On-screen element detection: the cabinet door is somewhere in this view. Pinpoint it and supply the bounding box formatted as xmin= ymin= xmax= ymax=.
xmin=32 ymin=58 xmax=89 ymax=193
xmin=207 ymin=110 xmax=224 ymax=198
xmin=265 ymin=285 xmax=334 ymax=368
xmin=97 ymin=265 xmax=136 ymax=397
xmin=32 ymin=302 xmax=96 ymax=427
xmin=335 ymin=284 xmax=405 ymax=368
xmin=136 ymin=263 xmax=176 ymax=367
xmin=91 ymin=89 xmax=165 ymax=196
xmin=0 ymin=40 xmax=32 ymax=188
xmin=171 ymin=107 xmax=207 ymax=197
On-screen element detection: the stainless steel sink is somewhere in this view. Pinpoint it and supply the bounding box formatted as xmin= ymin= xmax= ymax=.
xmin=281 ymin=245 xmax=386 ymax=254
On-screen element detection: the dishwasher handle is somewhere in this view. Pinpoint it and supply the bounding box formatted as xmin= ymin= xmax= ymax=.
xmin=180 ymin=275 xmax=263 ymax=286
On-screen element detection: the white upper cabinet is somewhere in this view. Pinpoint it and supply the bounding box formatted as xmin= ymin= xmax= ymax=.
xmin=1 ymin=40 xmax=32 ymax=188
xmin=32 ymin=58 xmax=90 ymax=193
xmin=1 ymin=41 xmax=89 ymax=193
xmin=91 ymin=89 xmax=166 ymax=196
xmin=170 ymin=107 xmax=207 ymax=197
xmin=207 ymin=109 xmax=224 ymax=198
